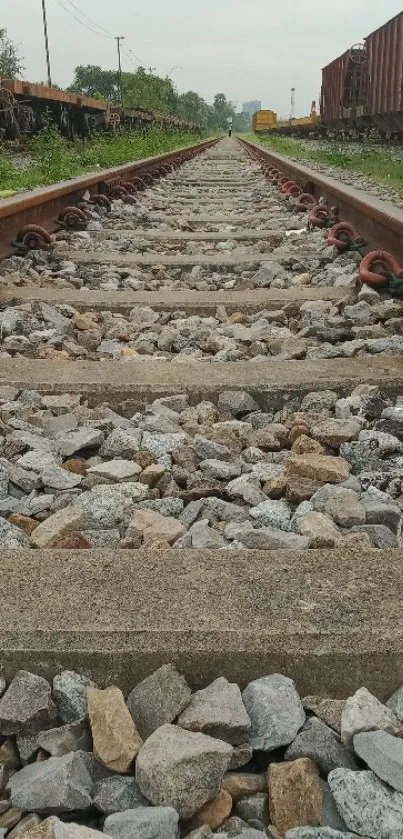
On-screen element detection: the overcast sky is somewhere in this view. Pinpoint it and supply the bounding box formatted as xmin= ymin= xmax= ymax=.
xmin=4 ymin=0 xmax=403 ymax=116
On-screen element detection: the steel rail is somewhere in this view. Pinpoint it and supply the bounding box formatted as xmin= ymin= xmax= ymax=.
xmin=0 ymin=137 xmax=218 ymax=259
xmin=240 ymin=137 xmax=403 ymax=264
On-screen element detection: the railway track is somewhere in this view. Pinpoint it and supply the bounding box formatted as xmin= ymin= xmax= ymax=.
xmin=0 ymin=137 xmax=403 ymax=837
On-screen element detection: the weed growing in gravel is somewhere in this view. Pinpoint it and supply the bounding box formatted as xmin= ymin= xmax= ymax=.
xmin=0 ymin=127 xmax=207 ymax=193
xmin=249 ymin=133 xmax=403 ymax=193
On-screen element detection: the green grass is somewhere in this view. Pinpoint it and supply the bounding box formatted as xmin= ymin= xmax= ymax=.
xmin=246 ymin=133 xmax=403 ymax=192
xmin=0 ymin=127 xmax=207 ymax=193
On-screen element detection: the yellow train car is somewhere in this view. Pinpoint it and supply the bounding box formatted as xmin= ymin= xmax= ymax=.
xmin=274 ymin=114 xmax=321 ymax=134
xmin=252 ymin=110 xmax=277 ymax=133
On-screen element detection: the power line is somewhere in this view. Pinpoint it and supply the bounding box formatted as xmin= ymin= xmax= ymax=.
xmin=52 ymin=0 xmax=111 ymax=39
xmin=61 ymin=0 xmax=115 ymax=39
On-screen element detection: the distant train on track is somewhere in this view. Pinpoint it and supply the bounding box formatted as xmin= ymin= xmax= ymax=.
xmin=0 ymin=79 xmax=197 ymax=140
xmin=253 ymin=11 xmax=403 ymax=140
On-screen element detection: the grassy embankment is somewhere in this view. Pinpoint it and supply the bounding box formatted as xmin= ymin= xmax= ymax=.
xmin=0 ymin=127 xmax=207 ymax=194
xmin=247 ymin=133 xmax=403 ymax=193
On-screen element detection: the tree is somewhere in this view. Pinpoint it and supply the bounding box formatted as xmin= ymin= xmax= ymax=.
xmin=68 ymin=66 xmax=119 ymax=101
xmin=213 ymin=93 xmax=236 ymax=131
xmin=233 ymin=112 xmax=250 ymax=133
xmin=0 ymin=28 xmax=24 ymax=78
xmin=123 ymin=67 xmax=177 ymax=114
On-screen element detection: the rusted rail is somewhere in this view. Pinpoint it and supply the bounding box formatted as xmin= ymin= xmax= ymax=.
xmin=240 ymin=137 xmax=403 ymax=265
xmin=0 ymin=137 xmax=218 ymax=259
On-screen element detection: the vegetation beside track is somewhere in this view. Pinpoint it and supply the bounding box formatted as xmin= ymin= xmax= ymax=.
xmin=247 ymin=134 xmax=403 ymax=194
xmin=0 ymin=127 xmax=211 ymax=194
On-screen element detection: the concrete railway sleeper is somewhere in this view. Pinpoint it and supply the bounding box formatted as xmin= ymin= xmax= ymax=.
xmin=0 ymin=138 xmax=402 ymax=839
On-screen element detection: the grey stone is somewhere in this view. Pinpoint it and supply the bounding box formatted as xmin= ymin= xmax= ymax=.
xmin=177 ymin=677 xmax=251 ymax=745
xmin=79 ymin=483 xmax=148 ymax=530
xmin=37 ymin=719 xmax=92 ymax=756
xmin=99 ymin=427 xmax=142 ymax=459
xmin=86 ymin=460 xmax=142 ymax=483
xmin=329 ymin=768 xmax=403 ymax=838
xmin=53 ymin=670 xmax=95 ymax=724
xmin=239 ymin=527 xmax=309 ymax=550
xmin=0 ymin=519 xmax=32 ymax=550
xmin=388 ymin=685 xmax=403 ymax=722
xmin=200 ymin=459 xmax=242 ymax=481
xmin=56 ymin=428 xmax=104 ymax=457
xmin=127 ymin=664 xmax=191 ymax=740
xmin=351 ymin=524 xmax=397 ymax=547
xmin=319 ymin=780 xmax=349 ymax=832
xmin=135 ymin=723 xmax=232 ymax=818
xmin=285 ymin=717 xmax=357 ymax=775
xmin=311 ymin=486 xmax=365 ymax=528
xmin=193 ymin=436 xmax=232 ymax=461
xmin=0 ymin=670 xmax=55 ymax=735
xmin=237 ymin=831 xmax=266 ymax=839
xmin=10 ymin=752 xmax=92 ymax=813
xmin=353 ymin=730 xmax=403 ymax=792
xmin=250 ymin=499 xmax=291 ymax=531
xmin=364 ymin=502 xmax=402 ymax=533
xmin=189 ymin=520 xmax=227 ymax=549
xmin=16 ymin=732 xmax=40 ymax=764
xmin=103 ymin=808 xmax=179 ymax=839
xmin=285 ymin=830 xmax=355 ymax=839
xmin=218 ymin=391 xmax=260 ymax=417
xmin=242 ymin=674 xmax=305 ymax=752
xmin=341 ymin=686 xmax=403 ymax=745
xmin=41 ymin=465 xmax=82 ymax=490
xmin=93 ymin=776 xmax=149 ymax=814
xmin=142 ymin=432 xmax=188 ymax=461
xmin=235 ymin=794 xmax=268 ymax=824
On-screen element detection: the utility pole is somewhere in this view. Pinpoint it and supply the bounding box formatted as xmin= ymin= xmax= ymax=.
xmin=41 ymin=0 xmax=52 ymax=87
xmin=115 ymin=36 xmax=125 ymax=104
xmin=290 ymin=87 xmax=296 ymax=121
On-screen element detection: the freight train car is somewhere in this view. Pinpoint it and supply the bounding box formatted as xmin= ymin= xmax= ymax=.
xmin=0 ymin=79 xmax=198 ymax=140
xmin=0 ymin=79 xmax=108 ymax=139
xmin=252 ymin=110 xmax=277 ymax=133
xmin=320 ymin=12 xmax=403 ymax=138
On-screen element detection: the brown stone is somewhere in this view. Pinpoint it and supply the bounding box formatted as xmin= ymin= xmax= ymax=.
xmin=311 ymin=418 xmax=361 ymax=448
xmin=141 ymin=464 xmax=166 ymax=488
xmin=9 ymin=514 xmax=38 ymax=535
xmin=286 ymin=477 xmax=322 ymax=503
xmin=0 ymin=809 xmax=22 ymax=831
xmin=222 ymin=772 xmax=266 ymax=802
xmin=127 ymin=509 xmax=185 ymax=546
xmin=267 ymin=827 xmax=283 ymax=839
xmin=0 ymin=739 xmax=20 ymax=770
xmin=73 ymin=313 xmax=98 ymax=331
xmin=8 ymin=814 xmax=41 ymax=839
xmin=87 ymin=686 xmax=142 ymax=773
xmin=288 ymin=424 xmax=310 ymax=445
xmin=120 ymin=348 xmax=139 ymax=360
xmin=132 ymin=451 xmax=157 ymax=469
xmin=185 ymin=789 xmax=232 ymax=832
xmin=62 ymin=458 xmax=87 ymax=475
xmin=302 ymin=695 xmax=346 ymax=734
xmin=228 ymin=312 xmax=246 ymax=324
xmin=291 ymin=435 xmax=325 ymax=456
xmin=286 ymin=453 xmax=351 ymax=484
xmin=248 ymin=429 xmax=280 ymax=451
xmin=263 ymin=477 xmax=288 ymax=499
xmin=50 ymin=534 xmax=92 ymax=550
xmin=268 ymin=758 xmax=323 ymax=835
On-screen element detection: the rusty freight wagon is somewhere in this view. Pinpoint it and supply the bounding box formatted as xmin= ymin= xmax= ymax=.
xmin=365 ymin=11 xmax=403 ymax=135
xmin=0 ymin=79 xmax=108 ymax=139
xmin=320 ymin=44 xmax=369 ymax=133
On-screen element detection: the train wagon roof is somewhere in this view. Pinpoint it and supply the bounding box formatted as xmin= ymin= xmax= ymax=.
xmin=1 ymin=79 xmax=108 ymax=111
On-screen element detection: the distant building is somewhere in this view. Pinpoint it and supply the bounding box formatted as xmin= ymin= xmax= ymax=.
xmin=242 ymin=100 xmax=262 ymax=121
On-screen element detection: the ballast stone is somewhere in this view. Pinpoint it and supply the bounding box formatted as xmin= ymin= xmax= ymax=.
xmin=329 ymin=768 xmax=403 ymax=838
xmin=103 ymin=807 xmax=180 ymax=839
xmin=242 ymin=674 xmax=305 ymax=751
xmin=341 ymin=686 xmax=403 ymax=745
xmin=353 ymin=730 xmax=403 ymax=792
xmin=177 ymin=677 xmax=251 ymax=745
xmin=52 ymin=671 xmax=94 ymax=724
xmin=0 ymin=671 xmax=55 ymax=735
xmin=135 ymin=723 xmax=232 ymax=818
xmin=127 ymin=664 xmax=191 ymax=740
xmin=9 ymin=752 xmax=92 ymax=813
xmin=92 ymin=776 xmax=149 ymax=814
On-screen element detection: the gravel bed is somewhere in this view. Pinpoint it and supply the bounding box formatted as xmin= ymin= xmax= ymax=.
xmin=1 ymin=289 xmax=403 ymax=362
xmin=0 ymin=230 xmax=359 ymax=294
xmin=0 ymin=384 xmax=402 ymax=550
xmin=0 ymin=665 xmax=401 ymax=837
